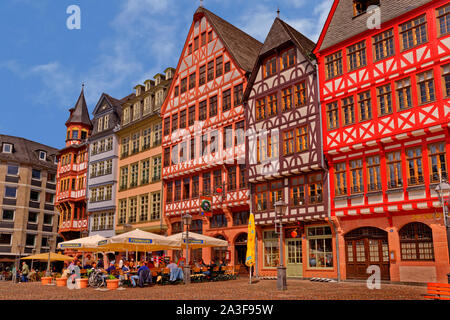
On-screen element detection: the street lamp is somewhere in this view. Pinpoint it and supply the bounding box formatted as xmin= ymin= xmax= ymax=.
xmin=275 ymin=200 xmax=287 ymax=291
xmin=182 ymin=213 xmax=192 ymax=284
xmin=16 ymin=243 xmax=23 ymax=283
xmin=46 ymin=238 xmax=54 ymax=277
xmin=434 ymin=180 xmax=450 ymax=265
xmin=31 ymin=248 xmax=36 ymax=271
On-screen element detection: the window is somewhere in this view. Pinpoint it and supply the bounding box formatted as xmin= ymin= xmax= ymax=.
xmin=32 ymin=169 xmax=41 ymax=180
xmin=48 ymin=172 xmax=56 ymax=183
xmin=142 ymin=128 xmax=151 ymax=150
xmin=202 ymin=172 xmax=211 ymax=195
xmin=163 ymin=147 xmax=170 ymax=168
xmin=130 ymin=163 xmax=139 ymax=188
xmin=216 ymin=56 xmax=223 ymax=78
xmin=106 ymin=137 xmax=113 ymax=150
xmin=174 ymin=86 xmax=179 ymax=97
xmin=280 ymin=48 xmax=295 ymax=70
xmin=210 ymin=130 xmax=218 ymax=155
xmin=199 ymin=100 xmax=207 ymax=121
xmin=400 ymin=223 xmax=434 ymax=261
xmin=366 ymin=156 xmax=381 ymax=191
xmin=400 ymin=15 xmax=428 ymax=51
xmin=234 ymin=84 xmax=243 ymax=106
xmin=2 ymin=143 xmax=12 ymax=153
xmin=358 ymin=91 xmax=372 ymax=121
xmin=334 ymin=163 xmax=347 ymax=196
xmin=166 ymin=182 xmax=173 ymax=203
xmin=0 ymin=233 xmax=12 ymax=245
xmin=396 ymin=77 xmax=412 ymax=110
xmin=189 ymin=73 xmax=196 ymax=91
xmin=264 ymin=57 xmax=277 ymax=78
xmin=281 ymin=88 xmax=292 ymax=111
xmin=442 ymin=64 xmax=450 ymax=97
xmin=416 ymin=70 xmax=435 ymax=104
xmin=213 ymin=170 xmax=222 ymax=193
xmin=255 ymin=184 xmax=268 ymax=211
xmin=373 ymin=29 xmax=395 ymax=61
xmin=28 ymin=212 xmax=38 ymax=223
xmin=25 ymin=234 xmax=36 ymax=247
xmin=263 ymin=231 xmax=279 ymax=268
xmin=164 ymin=117 xmax=170 ymax=136
xmin=222 ymin=89 xmax=231 ymax=112
xmin=294 ymin=82 xmax=306 ymax=107
xmin=104 ymin=115 xmax=109 ymax=130
xmin=4 ymin=186 xmax=16 ymax=198
xmin=269 ymin=181 xmax=283 ymax=209
xmin=208 ymin=30 xmax=213 ymax=42
xmin=307 ymin=226 xmax=333 ymax=268
xmin=428 ymin=142 xmax=447 ymax=182
xmin=118 ymin=199 xmax=127 ymax=224
xmin=296 ymin=127 xmax=308 ymax=152
xmin=353 ymin=0 xmax=380 ymax=16
xmin=377 ymin=84 xmax=393 ymax=116
xmin=207 ymin=61 xmax=214 ymax=82
xmin=179 ymin=109 xmax=186 ymax=129
xmin=45 ymin=192 xmax=54 ymax=204
xmin=407 ymin=147 xmax=424 ymax=185
xmin=188 ymin=106 xmax=195 ymax=127
xmin=194 ymin=36 xmax=199 ymax=50
xmin=235 ymin=121 xmax=245 ymax=146
xmin=227 ymin=166 xmax=236 ymax=191
xmin=81 ymin=130 xmax=87 ymax=140
xmin=39 ymin=151 xmax=47 ymax=160
xmin=309 ymin=174 xmax=323 ymax=204
xmin=326 ymin=102 xmax=339 ymax=130
xmin=347 ymin=41 xmax=367 ymax=70
xmin=224 ymin=125 xmax=232 ymax=149
xmin=199 ymin=65 xmax=206 ymax=86
xmin=152 ymin=156 xmax=162 ymax=181
xmin=139 ymin=195 xmax=148 ymax=222
xmin=171 ymin=113 xmax=178 ymax=133
xmin=151 ymin=192 xmax=161 ymax=220
xmin=121 ymin=137 xmax=129 ymax=158
xmin=201 ymin=32 xmax=206 ymax=46
xmin=437 ymin=4 xmax=450 ymax=36
xmin=290 ymin=177 xmax=305 ymax=206
xmin=202 ymin=134 xmax=208 ymax=156
xmin=283 ymin=130 xmax=295 ymax=155
xmin=174 ymin=180 xmax=181 ymax=202
xmin=233 ymin=211 xmax=249 ymax=226
xmin=2 ymin=209 xmax=14 ymax=221
xmin=350 ymin=159 xmax=364 ymax=194
xmin=210 ymin=214 xmax=227 ymax=228
xmin=341 ymin=96 xmax=355 ymax=126
xmin=192 ymin=175 xmax=199 ymax=198
xmin=43 ymin=214 xmax=53 ymax=225
xmin=239 ymin=165 xmax=247 ymax=189
xmin=180 ymin=77 xmax=187 ymax=94
xmin=267 ymin=94 xmax=277 ymax=117
xmin=7 ymin=164 xmax=18 ymax=176
xmin=386 ymin=151 xmax=403 ymax=189
xmin=257 ymin=135 xmax=268 ymax=163
xmin=183 ymin=178 xmax=190 ymax=200
xmin=209 ymin=95 xmax=217 ymax=117
xmin=119 ymin=167 xmax=128 ymax=190
xmin=190 ymin=137 xmax=196 ymax=160
xmin=224 ymin=61 xmax=231 ymax=73
xmin=256 ymin=98 xmax=266 ymax=120
xmin=325 ymin=51 xmax=343 ymax=79
xmin=141 ymin=159 xmax=150 ymax=185
xmin=188 ymin=44 xmax=192 ymax=55
xmin=128 ymin=197 xmax=137 ymax=223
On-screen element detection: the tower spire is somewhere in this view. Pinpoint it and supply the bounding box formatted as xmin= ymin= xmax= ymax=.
xmin=277 ymin=7 xmax=280 ymax=18
xmin=200 ymin=0 xmax=204 ymax=8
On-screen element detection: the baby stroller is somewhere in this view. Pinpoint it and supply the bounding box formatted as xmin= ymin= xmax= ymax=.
xmin=88 ymin=269 xmax=104 ymax=288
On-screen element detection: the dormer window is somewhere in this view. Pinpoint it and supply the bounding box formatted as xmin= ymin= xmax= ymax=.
xmin=2 ymin=143 xmax=12 ymax=153
xmin=39 ymin=151 xmax=47 ymax=161
xmin=72 ymin=130 xmax=79 ymax=139
xmin=81 ymin=130 xmax=87 ymax=140
xmin=353 ymin=0 xmax=380 ymax=16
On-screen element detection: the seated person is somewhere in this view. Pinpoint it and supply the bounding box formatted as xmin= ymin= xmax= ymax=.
xmin=101 ymin=262 xmax=116 ymax=285
xmin=120 ymin=261 xmax=130 ymax=282
xmin=218 ymin=260 xmax=226 ymax=273
xmin=167 ymin=260 xmax=184 ymax=282
xmin=84 ymin=255 xmax=93 ymax=269
xmin=147 ymin=260 xmax=155 ymax=269
xmin=177 ymin=257 xmax=186 ymax=267
xmin=203 ymin=260 xmax=216 ymax=277
xmin=130 ymin=262 xmax=151 ymax=288
xmin=27 ymin=268 xmax=37 ymax=282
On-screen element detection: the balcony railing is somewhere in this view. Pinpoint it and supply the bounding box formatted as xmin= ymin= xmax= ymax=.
xmin=351 ymin=186 xmax=364 ymax=194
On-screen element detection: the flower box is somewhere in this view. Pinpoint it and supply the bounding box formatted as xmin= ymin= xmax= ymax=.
xmin=106 ymin=279 xmax=119 ymax=290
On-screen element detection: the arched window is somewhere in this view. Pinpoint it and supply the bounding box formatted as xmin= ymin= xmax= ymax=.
xmin=399 ymin=222 xmax=434 ymax=261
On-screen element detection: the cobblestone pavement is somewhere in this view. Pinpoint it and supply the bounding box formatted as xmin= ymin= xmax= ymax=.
xmin=0 ymin=278 xmax=426 ymax=300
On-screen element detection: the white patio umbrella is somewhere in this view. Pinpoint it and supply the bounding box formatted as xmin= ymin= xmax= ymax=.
xmin=167 ymin=232 xmax=229 ymax=249
xmin=57 ymin=234 xmax=107 ymax=266
xmin=96 ymin=229 xmax=179 ymax=258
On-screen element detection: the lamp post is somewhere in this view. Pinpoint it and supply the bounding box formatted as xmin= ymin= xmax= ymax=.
xmin=275 ymin=200 xmax=287 ymax=291
xmin=45 ymin=238 xmax=54 ymax=277
xmin=16 ymin=243 xmax=23 ymax=283
xmin=182 ymin=213 xmax=192 ymax=284
xmin=31 ymin=248 xmax=36 ymax=271
xmin=434 ymin=179 xmax=450 ymax=268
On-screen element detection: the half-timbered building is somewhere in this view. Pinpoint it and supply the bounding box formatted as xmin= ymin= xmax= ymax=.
xmin=161 ymin=6 xmax=262 ymax=266
xmin=314 ymin=0 xmax=450 ymax=283
xmin=244 ymin=18 xmax=333 ymax=278
xmin=56 ymin=87 xmax=92 ymax=241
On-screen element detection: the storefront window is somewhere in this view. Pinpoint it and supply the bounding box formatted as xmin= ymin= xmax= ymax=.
xmin=263 ymin=230 xmax=279 ymax=268
xmin=307 ymin=226 xmax=333 ymax=269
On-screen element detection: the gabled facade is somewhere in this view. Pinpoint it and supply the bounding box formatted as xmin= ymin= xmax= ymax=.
xmin=56 ymin=87 xmax=92 ymax=241
xmin=161 ymin=7 xmax=262 ymax=266
xmin=244 ymin=18 xmax=333 ymax=278
xmin=87 ymin=93 xmax=127 ymax=237
xmin=314 ymin=0 xmax=450 ymax=283
xmin=115 ymin=69 xmax=173 ymax=235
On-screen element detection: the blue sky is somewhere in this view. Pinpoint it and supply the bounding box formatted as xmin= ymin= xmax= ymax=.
xmin=0 ymin=0 xmax=333 ymax=149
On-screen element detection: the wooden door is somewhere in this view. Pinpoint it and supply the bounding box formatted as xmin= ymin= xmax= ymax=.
xmin=345 ymin=227 xmax=390 ymax=280
xmin=286 ymin=239 xmax=302 ymax=277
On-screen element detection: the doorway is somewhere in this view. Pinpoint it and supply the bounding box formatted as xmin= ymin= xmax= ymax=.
xmin=286 ymin=238 xmax=302 ymax=277
xmin=344 ymin=227 xmax=390 ymax=280
xmin=234 ymin=233 xmax=248 ymax=274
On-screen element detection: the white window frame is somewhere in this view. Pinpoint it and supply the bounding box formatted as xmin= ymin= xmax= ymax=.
xmin=2 ymin=209 xmax=15 ymax=222
xmin=4 ymin=186 xmax=17 ymax=199
xmin=30 ymin=190 xmax=40 ymax=202
xmin=39 ymin=151 xmax=47 ymax=160
xmin=2 ymin=143 xmax=12 ymax=153
xmin=0 ymin=233 xmax=13 ymax=246
xmin=43 ymin=213 xmax=53 ymax=226
xmin=6 ymin=164 xmax=19 ymax=176
xmin=25 ymin=234 xmax=36 ymax=247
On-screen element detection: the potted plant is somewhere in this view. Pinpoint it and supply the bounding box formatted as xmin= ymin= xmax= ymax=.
xmin=78 ymin=275 xmax=89 ymax=289
xmin=106 ymin=275 xmax=119 ymax=290
xmin=55 ymin=277 xmax=67 ymax=287
xmin=41 ymin=276 xmax=52 ymax=285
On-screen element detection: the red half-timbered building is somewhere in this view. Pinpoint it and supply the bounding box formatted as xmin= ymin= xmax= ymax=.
xmin=161 ymin=7 xmax=262 ymax=266
xmin=244 ymin=18 xmax=334 ymax=279
xmin=56 ymin=87 xmax=92 ymax=241
xmin=314 ymin=0 xmax=450 ymax=283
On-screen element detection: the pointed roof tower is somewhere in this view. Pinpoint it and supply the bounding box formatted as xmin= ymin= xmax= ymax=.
xmin=65 ymin=85 xmax=93 ymax=128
